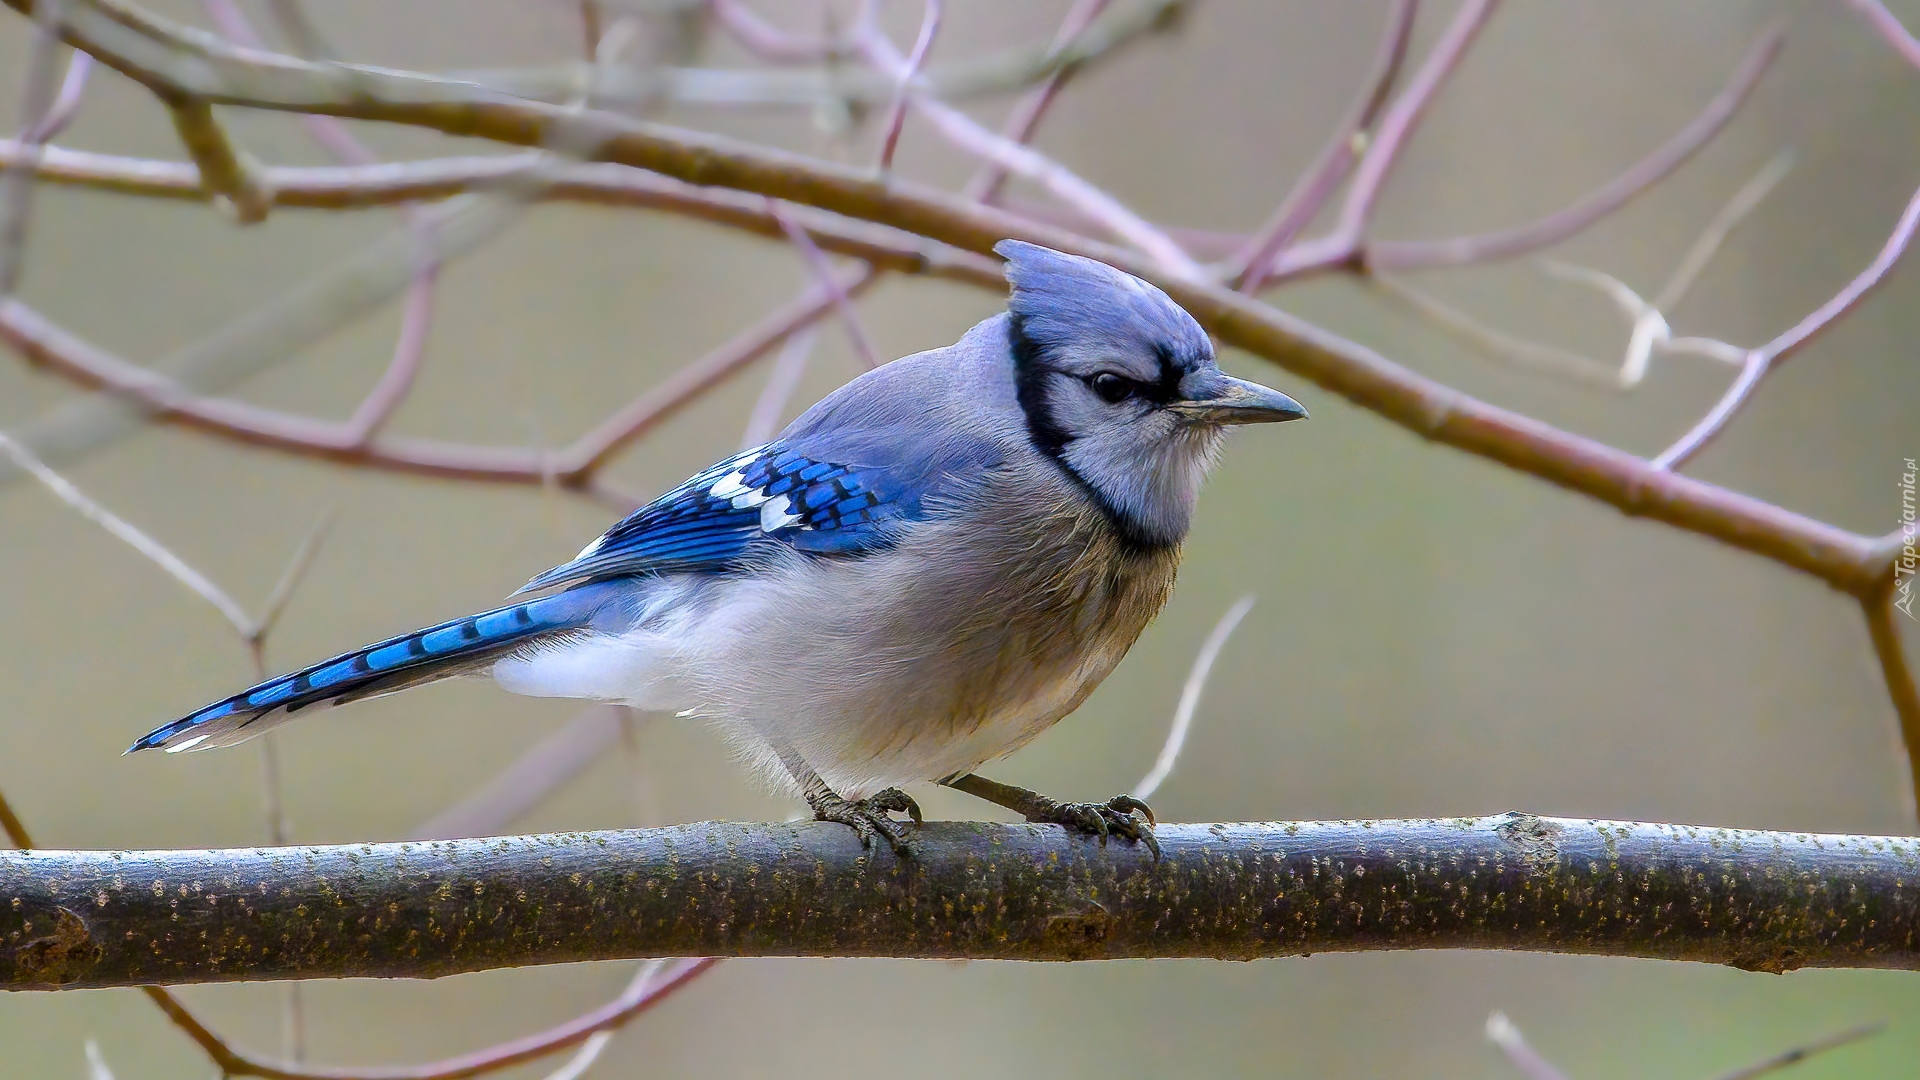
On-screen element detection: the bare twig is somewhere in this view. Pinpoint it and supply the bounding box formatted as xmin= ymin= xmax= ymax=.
xmin=1325 ymin=0 xmax=1499 ymax=257
xmin=1847 ymin=0 xmax=1920 ymax=71
xmin=1709 ymin=1021 xmax=1887 ymax=1080
xmin=164 ymin=96 xmax=272 ymax=223
xmin=1653 ymin=180 xmax=1920 ymax=470
xmin=874 ymin=0 xmax=940 ymax=172
xmin=83 ymin=1039 xmax=116 ymax=1080
xmin=962 ymin=0 xmax=1113 ymax=204
xmin=27 ymin=48 xmax=92 ymax=143
xmin=771 ymin=202 xmax=880 ymax=369
xmin=709 ymin=0 xmax=869 ymax=64
xmin=0 ymin=429 xmax=252 ymax=632
xmin=1371 ymin=274 xmax=1623 ymax=387
xmin=0 ymin=0 xmax=66 ymax=297
xmin=536 ymin=962 xmax=662 ymax=1080
xmin=1486 ymin=1011 xmax=1884 ymax=1080
xmin=1134 ymin=594 xmax=1254 ymax=800
xmin=855 ymin=14 xmax=1203 ymax=278
xmin=742 ymin=325 xmax=818 ymax=447
xmin=1366 ymin=27 xmax=1783 ymax=272
xmin=1865 ymin=591 xmax=1920 ymax=814
xmin=1484 ymin=1012 xmax=1571 ymax=1080
xmin=0 ymin=786 xmax=32 ymax=848
xmin=1234 ymin=0 xmax=1416 ymax=291
xmin=1654 ymin=150 xmax=1794 ymax=311
xmin=0 ymin=267 xmax=877 ymax=486
xmin=409 ymin=704 xmax=626 ymax=841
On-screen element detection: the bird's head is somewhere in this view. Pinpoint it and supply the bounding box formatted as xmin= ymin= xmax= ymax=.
xmin=998 ymin=240 xmax=1306 ymax=550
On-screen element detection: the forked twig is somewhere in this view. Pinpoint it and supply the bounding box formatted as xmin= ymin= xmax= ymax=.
xmin=1135 ymin=595 xmax=1255 ymax=800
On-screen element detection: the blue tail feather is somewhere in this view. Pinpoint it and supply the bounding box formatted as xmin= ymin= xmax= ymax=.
xmin=130 ymin=582 xmax=623 ymax=754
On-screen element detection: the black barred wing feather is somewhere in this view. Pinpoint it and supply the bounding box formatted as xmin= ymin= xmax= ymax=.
xmin=517 ymin=443 xmax=909 ymax=592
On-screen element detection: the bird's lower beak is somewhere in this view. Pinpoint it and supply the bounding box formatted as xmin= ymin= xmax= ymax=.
xmin=1174 ymin=376 xmax=1308 ymax=425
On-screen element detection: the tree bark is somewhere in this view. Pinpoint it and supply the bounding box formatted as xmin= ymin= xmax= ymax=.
xmin=4 ymin=813 xmax=1918 ymax=990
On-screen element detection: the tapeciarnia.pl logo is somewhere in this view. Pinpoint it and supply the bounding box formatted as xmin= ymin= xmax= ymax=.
xmin=1899 ymin=457 xmax=1917 ymax=619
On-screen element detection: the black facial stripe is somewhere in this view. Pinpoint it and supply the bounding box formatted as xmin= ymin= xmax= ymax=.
xmin=1146 ymin=344 xmax=1185 ymax=404
xmin=1010 ymin=313 xmax=1072 ymax=458
xmin=1007 ymin=315 xmax=1176 ymax=556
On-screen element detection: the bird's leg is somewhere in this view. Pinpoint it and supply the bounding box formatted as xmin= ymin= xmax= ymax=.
xmin=942 ymin=773 xmax=1159 ymax=859
xmin=772 ymin=739 xmax=921 ymax=855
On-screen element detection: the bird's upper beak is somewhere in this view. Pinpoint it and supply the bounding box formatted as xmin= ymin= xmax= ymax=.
xmin=1173 ymin=374 xmax=1308 ymax=425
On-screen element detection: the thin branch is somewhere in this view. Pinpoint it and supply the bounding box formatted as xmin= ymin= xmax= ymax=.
xmin=1486 ymin=1012 xmax=1884 ymax=1080
xmin=962 ymin=0 xmax=1113 ymax=204
xmin=0 ymin=268 xmax=878 ymax=486
xmin=409 ymin=704 xmax=626 ymax=841
xmin=1484 ymin=1012 xmax=1571 ymax=1080
xmin=0 ymin=0 xmax=66 ymax=297
xmin=251 ymin=510 xmax=335 ymax=642
xmin=1654 ymin=149 xmax=1794 ymax=312
xmin=1134 ymin=594 xmax=1254 ymax=800
xmin=1371 ymin=274 xmax=1624 ymax=387
xmin=770 ymin=201 xmax=880 ymax=369
xmin=341 ymin=259 xmax=436 ymax=444
xmin=1865 ymin=591 xmax=1920 ymax=813
xmin=26 ymin=48 xmax=92 ymax=143
xmin=0 ymin=787 xmax=32 ymax=848
xmin=1395 ymin=151 xmax=1787 ymax=398
xmin=855 ymin=14 xmax=1203 ymax=278
xmin=469 ymin=0 xmax=1172 ymax=109
xmin=0 ymin=429 xmax=252 ymax=632
xmin=136 ymin=958 xmax=718 ymax=1080
xmin=83 ymin=1039 xmax=115 ymax=1080
xmin=536 ymin=962 xmax=660 ymax=1080
xmin=1326 ymin=0 xmax=1499 ymax=256
xmin=1653 ymin=179 xmax=1920 ymax=470
xmin=742 ymin=324 xmax=818 ymax=447
xmin=557 ymin=267 xmax=880 ymax=476
xmin=1847 ymin=0 xmax=1920 ymax=71
xmin=1367 ymin=26 xmax=1783 ymax=272
xmin=163 ymin=96 xmax=272 ymax=223
xmin=1710 ymin=1021 xmax=1887 ymax=1080
xmin=708 ymin=0 xmax=867 ymax=63
xmin=0 ymin=143 xmax=1004 ymax=289
xmin=1234 ymin=0 xmax=1416 ymax=291
xmin=874 ymin=0 xmax=940 ymax=173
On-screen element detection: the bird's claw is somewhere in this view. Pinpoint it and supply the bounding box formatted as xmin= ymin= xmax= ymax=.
xmin=1028 ymin=794 xmax=1160 ymax=860
xmin=811 ymin=787 xmax=921 ymax=856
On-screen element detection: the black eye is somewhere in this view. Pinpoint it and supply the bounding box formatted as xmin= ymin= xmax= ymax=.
xmin=1088 ymin=373 xmax=1136 ymax=403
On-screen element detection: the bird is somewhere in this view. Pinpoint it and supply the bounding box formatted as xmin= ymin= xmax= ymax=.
xmin=129 ymin=240 xmax=1307 ymax=855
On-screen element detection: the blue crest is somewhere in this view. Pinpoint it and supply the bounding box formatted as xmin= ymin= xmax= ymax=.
xmin=995 ymin=240 xmax=1212 ymax=370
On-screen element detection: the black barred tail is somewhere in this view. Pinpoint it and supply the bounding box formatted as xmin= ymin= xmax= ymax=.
xmin=129 ymin=581 xmax=624 ymax=754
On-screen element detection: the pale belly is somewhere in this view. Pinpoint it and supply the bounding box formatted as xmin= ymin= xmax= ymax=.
xmin=496 ymin=494 xmax=1181 ymax=798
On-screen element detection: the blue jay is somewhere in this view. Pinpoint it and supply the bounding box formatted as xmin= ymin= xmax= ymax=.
xmin=131 ymin=241 xmax=1306 ymax=854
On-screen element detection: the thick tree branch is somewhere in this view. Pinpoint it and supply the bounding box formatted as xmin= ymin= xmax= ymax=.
xmin=5 ymin=814 xmax=1919 ymax=991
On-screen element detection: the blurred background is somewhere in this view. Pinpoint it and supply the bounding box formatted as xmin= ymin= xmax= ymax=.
xmin=3 ymin=1 xmax=1920 ymax=1076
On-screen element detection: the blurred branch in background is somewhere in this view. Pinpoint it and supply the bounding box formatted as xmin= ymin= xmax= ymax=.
xmin=1484 ymin=1012 xmax=1885 ymax=1080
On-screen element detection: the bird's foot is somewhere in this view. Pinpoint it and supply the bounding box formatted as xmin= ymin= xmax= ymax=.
xmin=1027 ymin=794 xmax=1160 ymax=859
xmin=809 ymin=786 xmax=922 ymax=856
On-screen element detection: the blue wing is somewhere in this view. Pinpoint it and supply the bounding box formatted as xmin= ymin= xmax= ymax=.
xmin=519 ymin=439 xmax=977 ymax=591
xmin=521 ymin=336 xmax=1013 ymax=593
